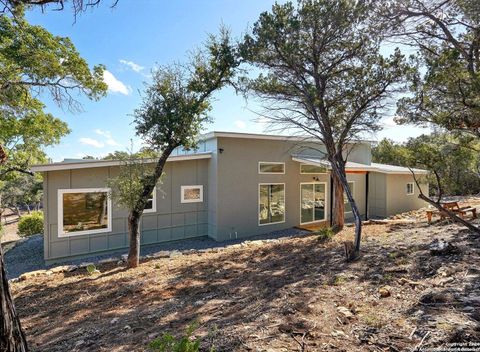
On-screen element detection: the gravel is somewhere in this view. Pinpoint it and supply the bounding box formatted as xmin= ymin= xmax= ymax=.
xmin=4 ymin=228 xmax=309 ymax=279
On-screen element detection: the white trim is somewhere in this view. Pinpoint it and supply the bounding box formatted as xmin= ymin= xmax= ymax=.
xmin=143 ymin=187 xmax=157 ymax=213
xmin=299 ymin=163 xmax=327 ymax=174
xmin=258 ymin=161 xmax=286 ymax=174
xmin=299 ymin=182 xmax=328 ymax=225
xmin=258 ymin=183 xmax=286 ymax=226
xmin=181 ymin=185 xmax=204 ymax=203
xmin=31 ymin=152 xmax=212 ymax=172
xmin=406 ymin=182 xmax=415 ymax=196
xmin=57 ymin=188 xmax=112 ymax=237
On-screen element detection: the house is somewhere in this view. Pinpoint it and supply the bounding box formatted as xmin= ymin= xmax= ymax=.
xmin=31 ymin=131 xmax=428 ymax=264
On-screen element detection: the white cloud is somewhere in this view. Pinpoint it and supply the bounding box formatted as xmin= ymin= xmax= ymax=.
xmin=103 ymin=70 xmax=130 ymax=95
xmin=95 ymin=129 xmax=121 ymax=147
xmin=381 ymin=116 xmax=398 ymax=128
xmin=234 ymin=120 xmax=247 ymax=129
xmin=79 ymin=137 xmax=104 ymax=148
xmin=119 ymin=59 xmax=144 ymax=73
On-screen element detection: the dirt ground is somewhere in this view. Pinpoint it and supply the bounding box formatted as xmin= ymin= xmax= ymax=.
xmin=10 ymin=200 xmax=480 ymax=351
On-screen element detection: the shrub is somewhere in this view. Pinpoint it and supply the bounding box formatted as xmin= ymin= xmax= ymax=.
xmin=18 ymin=211 xmax=44 ymax=237
xmin=149 ymin=322 xmax=214 ymax=352
xmin=315 ymin=227 xmax=335 ymax=242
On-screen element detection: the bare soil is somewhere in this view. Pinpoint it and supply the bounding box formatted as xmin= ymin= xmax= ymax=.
xmin=11 ymin=203 xmax=480 ymax=351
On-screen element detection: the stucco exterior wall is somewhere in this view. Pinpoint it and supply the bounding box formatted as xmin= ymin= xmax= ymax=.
xmin=386 ymin=174 xmax=428 ymax=215
xmin=43 ymin=159 xmax=209 ymax=263
xmin=368 ymin=172 xmax=387 ymax=218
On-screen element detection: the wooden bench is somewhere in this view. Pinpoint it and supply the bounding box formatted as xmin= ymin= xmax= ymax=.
xmin=426 ymin=201 xmax=477 ymax=224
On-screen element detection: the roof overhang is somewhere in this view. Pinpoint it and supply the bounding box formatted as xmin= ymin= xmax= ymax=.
xmin=292 ymin=155 xmax=428 ymax=175
xmin=31 ymin=152 xmax=212 ymax=172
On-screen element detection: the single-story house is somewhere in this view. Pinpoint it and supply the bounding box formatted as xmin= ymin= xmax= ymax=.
xmin=32 ymin=131 xmax=428 ymax=264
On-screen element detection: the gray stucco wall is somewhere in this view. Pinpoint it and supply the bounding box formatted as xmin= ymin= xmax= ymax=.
xmin=386 ymin=174 xmax=428 ymax=215
xmin=43 ymin=159 xmax=209 ymax=263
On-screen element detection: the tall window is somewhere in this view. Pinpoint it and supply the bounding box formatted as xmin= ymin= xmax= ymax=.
xmin=258 ymin=162 xmax=285 ymax=174
xmin=259 ymin=184 xmax=285 ymax=225
xmin=58 ymin=188 xmax=111 ymax=237
xmin=406 ymin=182 xmax=414 ymax=195
xmin=144 ymin=187 xmax=157 ymax=213
xmin=344 ymin=182 xmax=354 ymax=213
xmin=301 ymin=183 xmax=326 ymax=224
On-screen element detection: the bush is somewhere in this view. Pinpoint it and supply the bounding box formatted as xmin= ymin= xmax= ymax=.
xmin=149 ymin=322 xmax=215 ymax=352
xmin=18 ymin=211 xmax=44 ymax=237
xmin=315 ymin=227 xmax=335 ymax=242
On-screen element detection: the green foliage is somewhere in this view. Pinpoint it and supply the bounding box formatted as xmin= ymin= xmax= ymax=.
xmin=86 ymin=264 xmax=97 ymax=275
xmin=0 ymin=14 xmax=107 ymax=177
xmin=315 ymin=227 xmax=335 ymax=242
xmin=386 ymin=0 xmax=480 ymax=137
xmin=372 ymin=133 xmax=480 ymax=196
xmin=149 ymin=323 xmax=212 ymax=352
xmin=17 ymin=211 xmax=43 ymax=237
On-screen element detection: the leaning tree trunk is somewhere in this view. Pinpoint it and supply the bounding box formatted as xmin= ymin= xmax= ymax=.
xmin=127 ymin=212 xmax=141 ymax=268
xmin=0 ymin=146 xmax=29 ymax=351
xmin=332 ymin=173 xmax=345 ymax=231
xmin=331 ymin=157 xmax=363 ymax=260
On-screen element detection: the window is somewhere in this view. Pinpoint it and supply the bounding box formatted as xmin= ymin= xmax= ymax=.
xmin=58 ymin=188 xmax=111 ymax=237
xmin=301 ymin=183 xmax=327 ymax=224
xmin=344 ymin=182 xmax=354 ymax=213
xmin=259 ymin=183 xmax=285 ymax=225
xmin=143 ymin=187 xmax=157 ymax=213
xmin=181 ymin=185 xmax=203 ymax=203
xmin=258 ymin=162 xmax=285 ymax=174
xmin=406 ymin=182 xmax=414 ymax=195
xmin=300 ymin=164 xmax=327 ymax=174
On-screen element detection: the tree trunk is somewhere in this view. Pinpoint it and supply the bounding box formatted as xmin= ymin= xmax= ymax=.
xmin=127 ymin=212 xmax=141 ymax=268
xmin=0 ymin=234 xmax=29 ymax=351
xmin=330 ymin=156 xmax=362 ymax=259
xmin=332 ymin=173 xmax=345 ymax=231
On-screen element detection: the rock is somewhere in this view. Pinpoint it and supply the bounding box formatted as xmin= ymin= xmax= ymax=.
xmin=19 ymin=269 xmax=47 ymax=281
xmin=169 ymin=250 xmax=182 ymax=258
xmin=98 ymin=258 xmax=116 ymax=264
xmin=50 ymin=265 xmax=72 ymax=273
xmin=429 ymin=239 xmax=460 ymax=256
xmin=78 ymin=262 xmax=94 ymax=269
xmin=331 ymin=330 xmax=347 ymax=337
xmin=8 ymin=278 xmax=20 ymax=284
xmin=420 ymin=290 xmax=455 ymax=304
xmin=121 ymin=254 xmax=128 ymax=261
xmin=110 ymin=317 xmax=119 ymax=324
xmin=123 ymin=325 xmax=131 ymax=330
xmin=67 ymin=265 xmax=78 ymax=272
xmin=74 ymin=340 xmax=85 ymax=347
xmin=337 ymin=306 xmax=354 ymax=320
xmin=378 ymin=286 xmax=391 ymax=298
xmin=152 ymin=250 xmax=170 ymax=258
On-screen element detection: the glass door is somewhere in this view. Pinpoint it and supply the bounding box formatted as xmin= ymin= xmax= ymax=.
xmin=300 ymin=183 xmax=326 ymax=224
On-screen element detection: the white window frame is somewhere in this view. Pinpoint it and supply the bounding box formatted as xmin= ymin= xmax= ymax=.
xmin=181 ymin=185 xmax=204 ymax=203
xmin=406 ymin=182 xmax=415 ymax=196
xmin=258 ymin=161 xmax=285 ymax=174
xmin=344 ymin=181 xmax=355 ymax=215
xmin=143 ymin=186 xmax=157 ymax=213
xmin=57 ymin=188 xmax=112 ymax=237
xmin=258 ymin=183 xmax=286 ymax=226
xmin=300 ymin=182 xmax=328 ymax=225
xmin=299 ymin=163 xmax=327 ymax=175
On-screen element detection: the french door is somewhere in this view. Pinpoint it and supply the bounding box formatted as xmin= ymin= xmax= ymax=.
xmin=300 ymin=182 xmax=327 ymax=224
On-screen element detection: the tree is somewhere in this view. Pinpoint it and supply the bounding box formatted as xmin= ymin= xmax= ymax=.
xmin=109 ymin=30 xmax=238 ymax=269
xmin=240 ymin=0 xmax=410 ymax=258
xmin=0 ymin=8 xmax=107 ymax=351
xmin=382 ymin=0 xmax=480 ymax=137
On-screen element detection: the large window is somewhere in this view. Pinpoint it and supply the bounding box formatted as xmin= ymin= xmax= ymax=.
xmin=58 ymin=188 xmax=112 ymax=237
xmin=301 ymin=183 xmax=326 ymax=224
xmin=259 ymin=183 xmax=285 ymax=225
xmin=181 ymin=185 xmax=204 ymax=203
xmin=406 ymin=182 xmax=414 ymax=195
xmin=344 ymin=182 xmax=354 ymax=213
xmin=144 ymin=187 xmax=157 ymax=213
xmin=258 ymin=162 xmax=285 ymax=174
xmin=300 ymin=164 xmax=327 ymax=174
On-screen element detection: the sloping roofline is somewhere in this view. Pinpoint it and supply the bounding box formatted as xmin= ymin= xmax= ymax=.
xmin=31 ymin=152 xmax=212 ymax=172
xmin=200 ymin=131 xmax=375 ymax=144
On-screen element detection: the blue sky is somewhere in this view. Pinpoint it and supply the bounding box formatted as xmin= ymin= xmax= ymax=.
xmin=26 ymin=0 xmax=429 ymax=161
